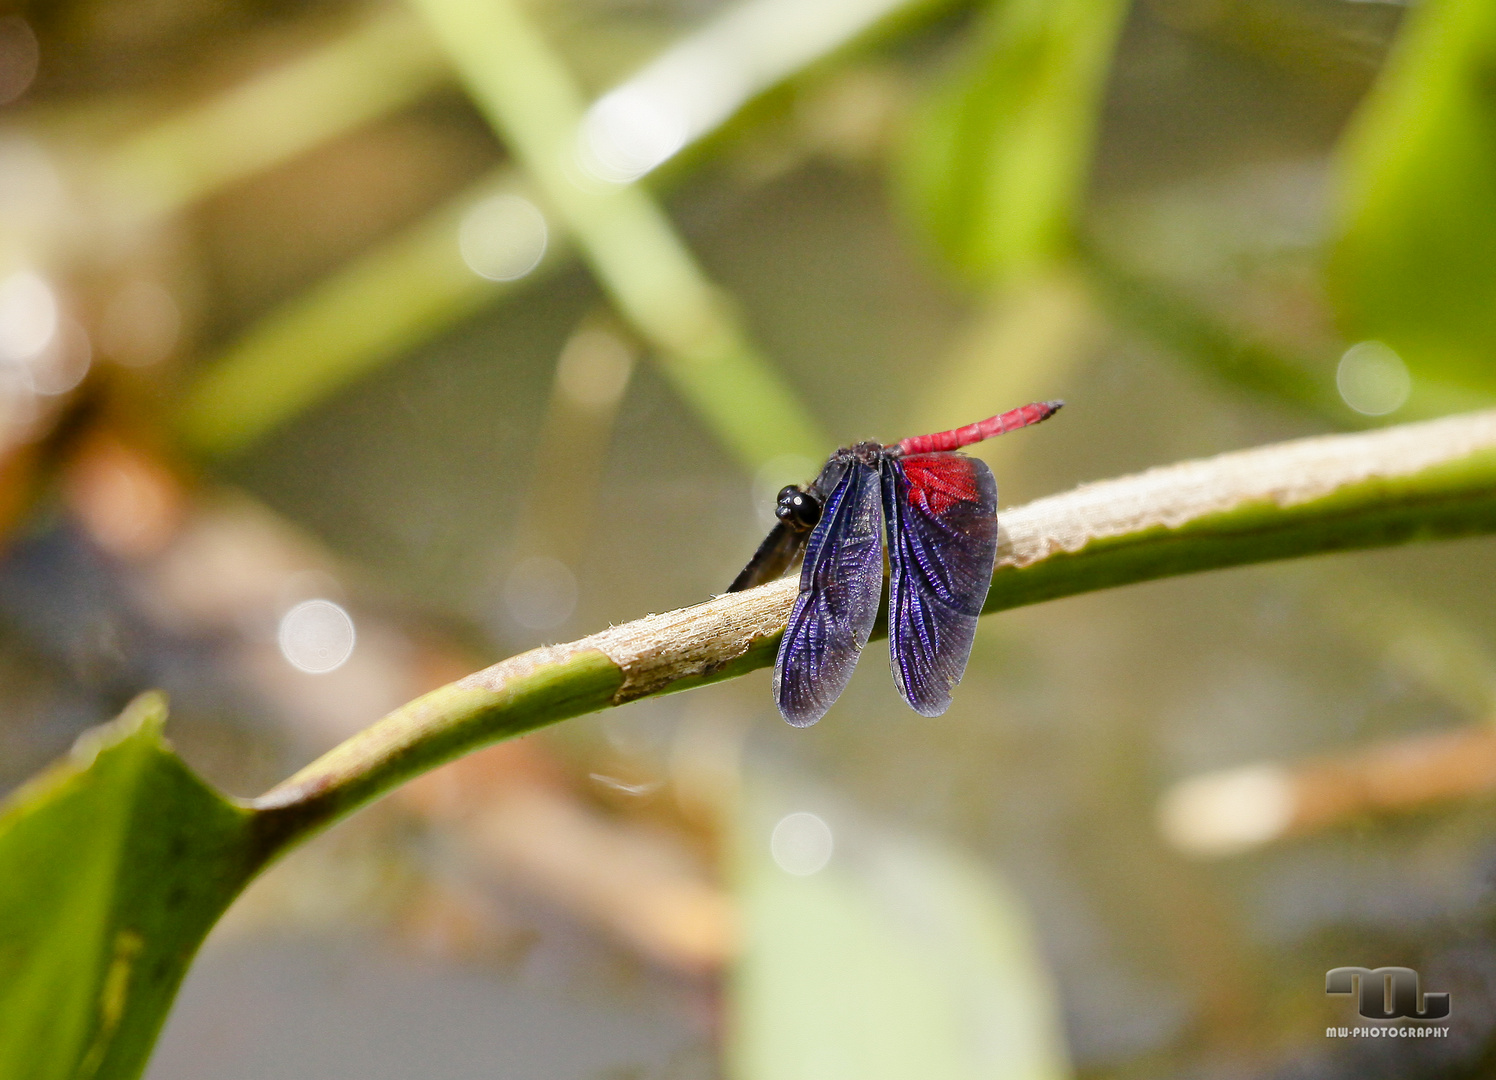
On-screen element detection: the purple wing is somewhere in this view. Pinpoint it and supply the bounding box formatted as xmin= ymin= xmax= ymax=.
xmin=773 ymin=458 xmax=883 ymax=726
xmin=882 ymin=452 xmax=998 ymax=716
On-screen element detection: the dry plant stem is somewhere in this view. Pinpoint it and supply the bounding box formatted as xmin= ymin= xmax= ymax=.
xmin=253 ymin=410 xmax=1496 ymax=850
xmin=1288 ymin=723 xmax=1496 ymax=834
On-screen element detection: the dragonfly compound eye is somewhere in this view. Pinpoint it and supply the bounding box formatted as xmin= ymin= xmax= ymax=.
xmin=776 ymin=487 xmax=822 ymax=531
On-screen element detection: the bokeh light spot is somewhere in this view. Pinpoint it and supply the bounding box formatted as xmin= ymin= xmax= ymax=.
xmin=65 ymin=436 xmax=182 ymax=560
xmin=0 ymin=363 xmax=36 ymax=443
xmin=577 ymin=88 xmax=688 ymax=184
xmin=556 ymin=328 xmax=634 ymax=410
xmin=0 ymin=270 xmax=56 ymax=362
xmin=0 ymin=17 xmax=39 ymax=105
xmin=99 ymin=281 xmax=181 ymax=367
xmin=459 ymin=195 xmax=548 ymax=281
xmin=1337 ymin=340 xmax=1411 ymax=416
xmin=30 ymin=318 xmax=91 ymax=396
xmin=770 ymin=811 xmax=834 ymax=875
xmin=502 ymin=556 xmax=577 ymax=630
xmin=278 ymin=599 xmax=357 ymax=674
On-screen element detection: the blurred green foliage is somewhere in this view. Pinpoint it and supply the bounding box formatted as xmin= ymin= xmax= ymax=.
xmin=898 ymin=0 xmax=1129 ymax=283
xmin=1333 ymin=0 xmax=1496 ymax=397
xmin=730 ymin=783 xmax=1069 ymax=1080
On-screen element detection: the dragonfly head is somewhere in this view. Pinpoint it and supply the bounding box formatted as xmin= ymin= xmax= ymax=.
xmin=775 ymin=485 xmax=822 ymax=532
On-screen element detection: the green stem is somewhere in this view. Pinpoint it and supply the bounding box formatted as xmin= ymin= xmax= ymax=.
xmin=1077 ymin=239 xmax=1348 ymax=422
xmin=176 ymin=169 xmax=556 ymax=454
xmin=99 ymin=8 xmax=446 ymax=223
xmin=253 ymin=409 xmax=1496 ymax=850
xmin=405 ymin=0 xmax=826 ymax=470
xmin=252 ymin=650 xmax=625 ymax=850
xmin=175 ymin=0 xmax=950 ymax=459
xmin=1078 ymin=240 xmax=1496 ymax=425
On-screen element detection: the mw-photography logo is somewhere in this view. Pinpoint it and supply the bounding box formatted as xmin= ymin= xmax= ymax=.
xmin=1325 ymin=966 xmax=1451 ymax=1039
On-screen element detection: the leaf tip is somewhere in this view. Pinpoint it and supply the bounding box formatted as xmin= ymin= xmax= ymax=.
xmin=70 ymin=691 xmax=170 ymax=769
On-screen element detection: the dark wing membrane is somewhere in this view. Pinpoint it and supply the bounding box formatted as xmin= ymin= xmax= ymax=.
xmin=883 ymin=453 xmax=999 ymax=716
xmin=727 ymin=521 xmax=807 ymax=592
xmin=773 ymin=459 xmax=883 ymax=726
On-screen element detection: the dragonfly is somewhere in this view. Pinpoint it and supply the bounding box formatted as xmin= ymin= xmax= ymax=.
xmin=728 ymin=401 xmax=1063 ymax=726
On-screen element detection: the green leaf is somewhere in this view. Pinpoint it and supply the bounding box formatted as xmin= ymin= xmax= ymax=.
xmin=0 ymin=695 xmax=263 ymax=1080
xmin=898 ymin=0 xmax=1129 ymax=283
xmin=729 ymin=783 xmax=1071 ymax=1080
xmin=0 ymin=651 xmax=629 ymax=1080
xmin=1331 ymin=0 xmax=1496 ymax=396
